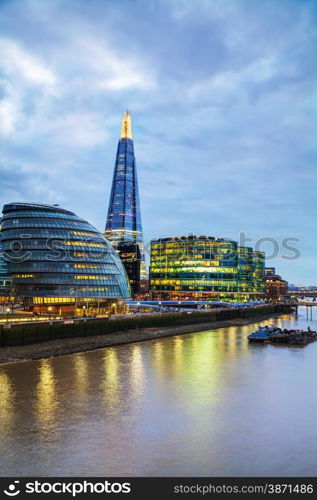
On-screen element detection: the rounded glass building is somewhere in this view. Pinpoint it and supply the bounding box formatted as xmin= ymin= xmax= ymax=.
xmin=1 ymin=203 xmax=131 ymax=315
xmin=0 ymin=237 xmax=10 ymax=300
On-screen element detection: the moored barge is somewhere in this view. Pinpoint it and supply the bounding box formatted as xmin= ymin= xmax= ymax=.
xmin=269 ymin=328 xmax=317 ymax=345
xmin=248 ymin=325 xmax=317 ymax=345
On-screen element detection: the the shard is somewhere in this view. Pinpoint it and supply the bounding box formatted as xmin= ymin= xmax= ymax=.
xmin=105 ymin=112 xmax=146 ymax=287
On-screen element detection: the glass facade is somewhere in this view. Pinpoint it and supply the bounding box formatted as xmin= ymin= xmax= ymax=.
xmin=105 ymin=112 xmax=146 ymax=284
xmin=238 ymin=246 xmax=254 ymax=293
xmin=1 ymin=202 xmax=131 ymax=311
xmin=0 ymin=221 xmax=10 ymax=297
xmin=150 ymin=236 xmax=265 ymax=302
xmin=252 ymin=251 xmax=266 ymax=294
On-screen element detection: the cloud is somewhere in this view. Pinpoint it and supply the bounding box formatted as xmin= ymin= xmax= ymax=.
xmin=0 ymin=80 xmax=20 ymax=136
xmin=26 ymin=111 xmax=110 ymax=152
xmin=0 ymin=0 xmax=316 ymax=284
xmin=0 ymin=38 xmax=56 ymax=86
xmin=0 ymin=37 xmax=57 ymax=138
xmin=75 ymin=38 xmax=156 ymax=91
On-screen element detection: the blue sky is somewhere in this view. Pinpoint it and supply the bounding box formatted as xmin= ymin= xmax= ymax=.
xmin=0 ymin=0 xmax=316 ymax=284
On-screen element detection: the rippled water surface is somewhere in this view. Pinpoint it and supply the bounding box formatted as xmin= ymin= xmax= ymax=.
xmin=0 ymin=308 xmax=316 ymax=476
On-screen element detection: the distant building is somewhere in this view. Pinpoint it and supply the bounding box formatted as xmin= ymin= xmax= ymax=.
xmin=116 ymin=240 xmax=141 ymax=296
xmin=134 ymin=279 xmax=150 ymax=301
xmin=149 ymin=235 xmax=265 ymax=302
xmin=1 ymin=202 xmax=131 ymax=315
xmin=265 ymin=267 xmax=276 ymax=276
xmin=237 ymin=246 xmax=254 ymax=294
xmin=288 ymin=283 xmax=306 ymax=291
xmin=253 ymin=251 xmax=266 ymax=295
xmin=265 ymin=267 xmax=288 ymax=301
xmin=105 ymin=111 xmax=146 ymax=296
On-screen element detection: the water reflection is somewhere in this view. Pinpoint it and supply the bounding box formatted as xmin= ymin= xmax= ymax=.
xmin=172 ymin=336 xmax=185 ymax=376
xmin=0 ymin=371 xmax=14 ymax=433
xmin=223 ymin=326 xmax=241 ymax=357
xmin=101 ymin=348 xmax=120 ymax=413
xmin=73 ymin=354 xmax=89 ymax=396
xmin=129 ymin=345 xmax=144 ymax=398
xmin=187 ymin=333 xmax=221 ymax=402
xmin=0 ymin=308 xmax=316 ymax=476
xmin=152 ymin=340 xmax=164 ymax=378
xmin=35 ymin=359 xmax=58 ymax=434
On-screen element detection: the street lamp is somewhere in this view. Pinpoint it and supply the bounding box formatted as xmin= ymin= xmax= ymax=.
xmin=137 ymin=301 xmax=140 ymax=313
xmin=6 ymin=307 xmax=10 ymax=323
xmin=83 ymin=305 xmax=86 ymax=317
xmin=48 ymin=306 xmax=52 ymax=320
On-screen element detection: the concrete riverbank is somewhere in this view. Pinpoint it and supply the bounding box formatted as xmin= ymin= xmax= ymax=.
xmin=0 ymin=309 xmax=287 ymax=365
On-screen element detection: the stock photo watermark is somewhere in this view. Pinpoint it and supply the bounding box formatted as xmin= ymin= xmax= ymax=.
xmin=2 ymin=231 xmax=300 ymax=264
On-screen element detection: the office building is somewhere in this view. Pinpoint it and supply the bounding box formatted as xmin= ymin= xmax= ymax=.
xmin=150 ymin=235 xmax=265 ymax=302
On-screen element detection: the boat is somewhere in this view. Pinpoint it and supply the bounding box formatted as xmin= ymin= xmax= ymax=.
xmin=269 ymin=330 xmax=297 ymax=344
xmin=269 ymin=328 xmax=317 ymax=345
xmin=247 ymin=325 xmax=281 ymax=342
xmin=290 ymin=330 xmax=317 ymax=345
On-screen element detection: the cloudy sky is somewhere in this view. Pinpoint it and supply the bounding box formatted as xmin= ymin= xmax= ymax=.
xmin=0 ymin=0 xmax=316 ymax=284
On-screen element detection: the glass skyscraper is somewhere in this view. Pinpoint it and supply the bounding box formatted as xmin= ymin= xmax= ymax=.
xmin=105 ymin=111 xmax=146 ymax=285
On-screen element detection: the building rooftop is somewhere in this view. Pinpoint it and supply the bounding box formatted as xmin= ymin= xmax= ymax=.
xmin=151 ymin=235 xmax=236 ymax=243
xmin=3 ymin=202 xmax=75 ymax=216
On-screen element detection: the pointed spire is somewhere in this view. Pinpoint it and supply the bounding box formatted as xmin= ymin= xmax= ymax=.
xmin=120 ymin=110 xmax=133 ymax=139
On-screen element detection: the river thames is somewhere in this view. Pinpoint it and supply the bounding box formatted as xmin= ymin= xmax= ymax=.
xmin=0 ymin=307 xmax=316 ymax=476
